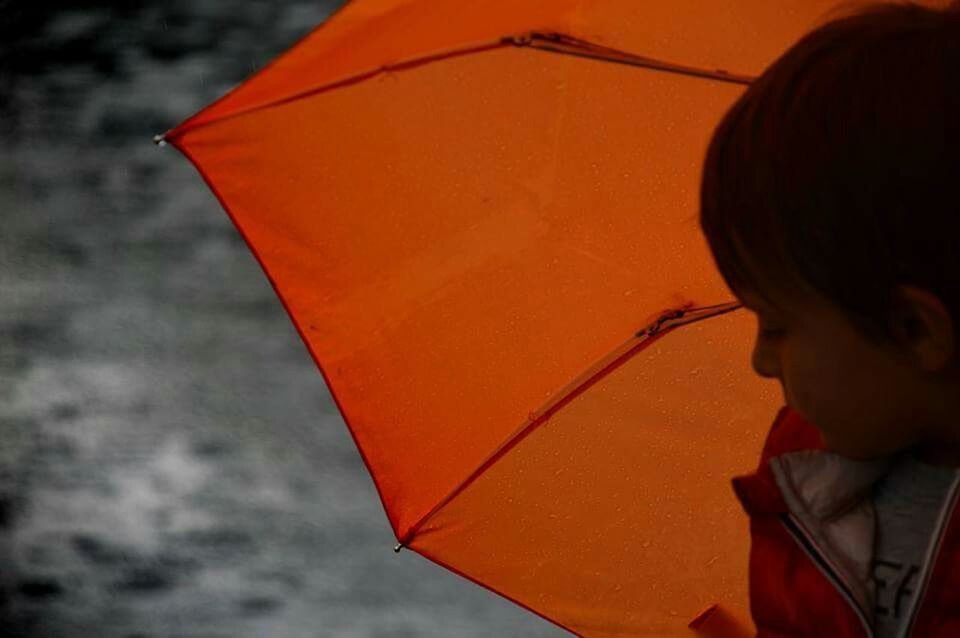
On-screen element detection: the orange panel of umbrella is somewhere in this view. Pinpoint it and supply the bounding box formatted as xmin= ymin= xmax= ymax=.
xmin=151 ymin=1 xmax=903 ymax=635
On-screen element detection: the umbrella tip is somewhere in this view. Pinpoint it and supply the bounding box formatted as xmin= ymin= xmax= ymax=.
xmin=153 ymin=134 xmax=167 ymax=147
xmin=393 ymin=542 xmax=405 ymax=553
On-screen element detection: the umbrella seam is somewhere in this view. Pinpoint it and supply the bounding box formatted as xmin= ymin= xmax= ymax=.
xmin=410 ymin=546 xmax=583 ymax=636
xmin=161 ymin=36 xmax=513 ymax=142
xmin=162 ymin=134 xmax=407 ymax=541
xmin=159 ymin=32 xmax=756 ymax=143
xmin=398 ymin=301 xmax=745 ymax=546
xmin=521 ymin=32 xmax=755 ymax=87
xmin=155 ymin=0 xmax=358 ymax=143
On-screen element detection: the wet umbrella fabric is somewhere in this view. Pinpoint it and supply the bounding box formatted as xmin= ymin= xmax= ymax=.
xmin=157 ymin=1 xmax=856 ymax=635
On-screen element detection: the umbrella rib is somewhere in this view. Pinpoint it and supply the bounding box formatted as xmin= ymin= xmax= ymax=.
xmin=635 ymin=300 xmax=744 ymax=337
xmin=159 ymin=32 xmax=754 ymax=142
xmin=161 ymin=37 xmax=510 ymax=142
xmin=396 ymin=300 xmax=744 ymax=549
xmin=512 ymin=32 xmax=756 ymax=87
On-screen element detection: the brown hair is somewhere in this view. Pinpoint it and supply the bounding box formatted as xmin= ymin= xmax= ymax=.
xmin=699 ymin=0 xmax=960 ymax=348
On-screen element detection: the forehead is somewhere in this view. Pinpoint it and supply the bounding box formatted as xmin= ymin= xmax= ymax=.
xmin=724 ymin=235 xmax=829 ymax=316
xmin=726 ymin=255 xmax=792 ymax=313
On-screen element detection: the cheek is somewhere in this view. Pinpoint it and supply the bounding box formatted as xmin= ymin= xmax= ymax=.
xmin=783 ymin=341 xmax=906 ymax=456
xmin=781 ymin=344 xmax=862 ymax=422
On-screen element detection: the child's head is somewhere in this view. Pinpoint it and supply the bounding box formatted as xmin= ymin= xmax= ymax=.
xmin=698 ymin=0 xmax=960 ymax=463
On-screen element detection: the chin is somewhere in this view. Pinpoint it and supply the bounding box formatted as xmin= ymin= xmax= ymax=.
xmin=833 ymin=448 xmax=874 ymax=460
xmin=824 ymin=440 xmax=883 ymax=461
xmin=819 ymin=433 xmax=858 ymax=459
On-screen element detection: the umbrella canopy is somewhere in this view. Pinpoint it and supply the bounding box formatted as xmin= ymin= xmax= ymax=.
xmin=155 ymin=1 xmax=912 ymax=634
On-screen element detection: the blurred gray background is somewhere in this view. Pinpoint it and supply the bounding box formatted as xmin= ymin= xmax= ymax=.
xmin=1 ymin=2 xmax=567 ymax=636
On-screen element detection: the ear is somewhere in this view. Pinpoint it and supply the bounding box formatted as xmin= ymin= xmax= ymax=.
xmin=887 ymin=285 xmax=956 ymax=373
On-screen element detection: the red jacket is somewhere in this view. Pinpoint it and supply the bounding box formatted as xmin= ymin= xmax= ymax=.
xmin=729 ymin=405 xmax=960 ymax=637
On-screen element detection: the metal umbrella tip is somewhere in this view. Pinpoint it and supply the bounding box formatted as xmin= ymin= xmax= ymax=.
xmin=153 ymin=134 xmax=167 ymax=147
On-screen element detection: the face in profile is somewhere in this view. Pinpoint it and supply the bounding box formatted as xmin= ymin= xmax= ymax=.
xmin=735 ymin=283 xmax=928 ymax=461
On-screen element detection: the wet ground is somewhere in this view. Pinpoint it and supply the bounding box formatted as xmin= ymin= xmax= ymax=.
xmin=1 ymin=3 xmax=566 ymax=636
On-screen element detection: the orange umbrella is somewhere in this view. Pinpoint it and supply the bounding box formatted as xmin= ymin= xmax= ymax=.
xmin=155 ymin=1 xmax=878 ymax=635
